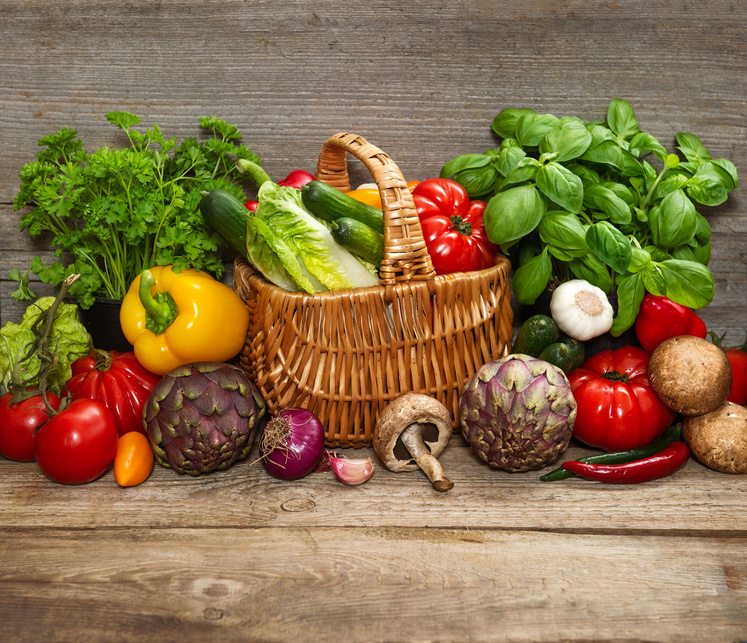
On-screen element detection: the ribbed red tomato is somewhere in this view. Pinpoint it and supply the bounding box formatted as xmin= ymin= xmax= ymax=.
xmin=65 ymin=350 xmax=161 ymax=437
xmin=567 ymin=346 xmax=677 ymax=452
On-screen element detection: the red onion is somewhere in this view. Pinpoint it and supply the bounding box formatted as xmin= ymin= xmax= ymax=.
xmin=260 ymin=408 xmax=325 ymax=480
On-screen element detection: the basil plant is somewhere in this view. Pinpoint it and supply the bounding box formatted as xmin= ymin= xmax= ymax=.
xmin=441 ymin=98 xmax=738 ymax=335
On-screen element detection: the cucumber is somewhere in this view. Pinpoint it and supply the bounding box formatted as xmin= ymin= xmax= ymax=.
xmin=302 ymin=181 xmax=384 ymax=234
xmin=331 ymin=217 xmax=384 ymax=265
xmin=538 ymin=336 xmax=586 ymax=374
xmin=199 ymin=189 xmax=250 ymax=257
xmin=511 ymin=314 xmax=560 ymax=357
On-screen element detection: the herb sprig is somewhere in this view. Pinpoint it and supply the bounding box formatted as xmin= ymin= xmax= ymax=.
xmin=13 ymin=112 xmax=260 ymax=308
xmin=440 ymin=98 xmax=739 ymax=334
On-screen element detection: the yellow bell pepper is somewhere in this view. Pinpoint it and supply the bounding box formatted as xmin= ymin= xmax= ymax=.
xmin=120 ymin=266 xmax=249 ymax=376
xmin=346 ymin=180 xmax=421 ymax=209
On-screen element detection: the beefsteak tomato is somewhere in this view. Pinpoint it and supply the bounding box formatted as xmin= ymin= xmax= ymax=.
xmin=567 ymin=346 xmax=677 ymax=451
xmin=65 ymin=350 xmax=160 ymax=437
xmin=35 ymin=398 xmax=119 ymax=485
xmin=0 ymin=391 xmax=61 ymax=462
xmin=412 ymin=178 xmax=497 ymax=275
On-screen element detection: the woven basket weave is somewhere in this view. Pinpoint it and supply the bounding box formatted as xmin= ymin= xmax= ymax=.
xmin=233 ymin=132 xmax=513 ymax=447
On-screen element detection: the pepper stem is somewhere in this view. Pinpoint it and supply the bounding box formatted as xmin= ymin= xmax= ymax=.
xmin=235 ymin=159 xmax=272 ymax=187
xmin=139 ymin=270 xmax=178 ymax=336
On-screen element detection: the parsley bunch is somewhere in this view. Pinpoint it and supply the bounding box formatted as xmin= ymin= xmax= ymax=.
xmin=13 ymin=111 xmax=260 ymax=308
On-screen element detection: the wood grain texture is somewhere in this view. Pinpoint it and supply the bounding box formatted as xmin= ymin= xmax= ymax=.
xmin=0 ymin=2 xmax=746 ymax=640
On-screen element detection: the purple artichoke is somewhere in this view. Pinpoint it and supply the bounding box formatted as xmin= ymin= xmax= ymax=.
xmin=459 ymin=355 xmax=577 ymax=472
xmin=145 ymin=362 xmax=265 ymax=476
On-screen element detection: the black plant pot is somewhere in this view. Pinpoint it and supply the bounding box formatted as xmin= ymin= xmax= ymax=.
xmin=78 ymin=297 xmax=133 ymax=353
xmin=512 ymin=287 xmax=640 ymax=359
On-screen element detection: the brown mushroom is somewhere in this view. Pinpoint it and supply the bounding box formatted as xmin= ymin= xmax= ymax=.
xmin=373 ymin=393 xmax=454 ymax=492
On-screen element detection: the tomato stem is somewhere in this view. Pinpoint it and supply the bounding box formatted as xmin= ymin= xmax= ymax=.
xmin=449 ymin=215 xmax=473 ymax=236
xmin=601 ymin=369 xmax=629 ymax=383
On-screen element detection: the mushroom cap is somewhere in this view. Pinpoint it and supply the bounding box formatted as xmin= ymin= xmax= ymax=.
xmin=373 ymin=394 xmax=453 ymax=472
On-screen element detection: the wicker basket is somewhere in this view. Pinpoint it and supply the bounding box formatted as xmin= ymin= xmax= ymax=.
xmin=233 ymin=132 xmax=513 ymax=447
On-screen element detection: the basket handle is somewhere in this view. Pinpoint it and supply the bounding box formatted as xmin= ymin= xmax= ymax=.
xmin=316 ymin=132 xmax=436 ymax=286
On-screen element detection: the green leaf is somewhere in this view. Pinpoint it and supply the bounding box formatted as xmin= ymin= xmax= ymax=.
xmin=106 ymin=111 xmax=140 ymax=131
xmin=538 ymin=210 xmax=588 ymax=257
xmin=610 ymin=273 xmax=646 ymax=336
xmin=539 ymin=120 xmax=592 ymax=162
xmin=495 ymin=140 xmax=527 ymax=177
xmin=535 ymin=162 xmax=584 ymax=213
xmin=585 ymin=221 xmax=632 ymax=274
xmin=569 ymin=254 xmax=613 ymax=293
xmin=583 ymin=184 xmax=632 ymax=224
xmin=650 ymin=189 xmax=697 ymax=248
xmin=512 ymin=248 xmax=553 ymax=305
xmin=628 ymin=246 xmax=652 ymax=273
xmin=709 ymin=158 xmax=738 ymax=191
xmin=655 ymin=259 xmax=714 ymax=309
xmin=440 ymin=154 xmax=491 ymax=178
xmin=676 ymin=132 xmax=711 ymax=164
xmin=607 ymin=98 xmax=640 ymax=140
xmin=492 ymin=108 xmax=536 ymax=139
xmin=629 ymin=132 xmax=668 ymax=160
xmin=484 ymin=185 xmax=546 ymax=246
xmin=686 ymin=162 xmax=730 ymax=206
xmin=515 ymin=112 xmax=560 ymax=147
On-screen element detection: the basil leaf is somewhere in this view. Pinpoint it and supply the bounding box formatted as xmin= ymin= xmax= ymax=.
xmin=629 ymin=132 xmax=668 ymax=160
xmin=650 ymin=189 xmax=697 ymax=248
xmin=539 ymin=120 xmax=592 ymax=162
xmin=496 ymin=140 xmax=527 ymax=177
xmin=585 ymin=221 xmax=632 ymax=274
xmin=676 ymin=132 xmax=711 ymax=164
xmin=569 ymin=254 xmax=613 ymax=294
xmin=455 ymin=166 xmax=500 ymax=197
xmin=628 ymin=246 xmax=652 ymax=273
xmin=583 ymin=184 xmax=632 ymax=224
xmin=710 ymin=158 xmax=739 ymax=191
xmin=607 ymin=98 xmax=640 ymax=140
xmin=484 ymin=185 xmax=546 ymax=246
xmin=694 ymin=213 xmax=712 ymax=243
xmin=492 ymin=108 xmax=536 ymax=139
xmin=515 ymin=112 xmax=560 ymax=147
xmin=610 ymin=273 xmax=646 ymax=336
xmin=656 ymin=259 xmax=714 ymax=309
xmin=619 ymin=149 xmax=647 ymax=177
xmin=642 ymin=264 xmax=667 ymax=296
xmin=535 ymin=162 xmax=584 ymax=213
xmin=686 ymin=162 xmax=730 ymax=206
xmin=512 ymin=248 xmax=552 ymax=305
xmin=501 ymin=157 xmax=538 ymax=187
xmin=566 ymin=162 xmax=600 ymax=186
xmin=670 ymin=241 xmax=711 ymax=266
xmin=654 ymin=173 xmax=690 ymax=201
xmin=440 ymin=154 xmax=491 ymax=179
xmin=539 ymin=210 xmax=588 ymax=256
xmin=601 ymin=181 xmax=636 ymax=205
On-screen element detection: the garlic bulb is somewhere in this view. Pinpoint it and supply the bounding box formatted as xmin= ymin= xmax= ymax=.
xmin=549 ymin=280 xmax=614 ymax=341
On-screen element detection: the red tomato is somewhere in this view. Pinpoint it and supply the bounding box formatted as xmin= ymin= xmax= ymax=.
xmin=567 ymin=346 xmax=677 ymax=452
xmin=725 ymin=348 xmax=747 ymax=405
xmin=65 ymin=350 xmax=161 ymax=437
xmin=412 ymin=178 xmax=497 ymax=275
xmin=0 ymin=391 xmax=61 ymax=462
xmin=35 ymin=398 xmax=119 ymax=485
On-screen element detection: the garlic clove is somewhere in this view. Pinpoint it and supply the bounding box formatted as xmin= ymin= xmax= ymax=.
xmin=327 ymin=452 xmax=374 ymax=486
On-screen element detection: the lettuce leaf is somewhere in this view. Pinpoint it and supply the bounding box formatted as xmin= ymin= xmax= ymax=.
xmin=0 ymin=298 xmax=92 ymax=395
xmin=252 ymin=182 xmax=379 ymax=292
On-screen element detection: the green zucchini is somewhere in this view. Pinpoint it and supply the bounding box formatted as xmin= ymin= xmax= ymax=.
xmin=538 ymin=336 xmax=586 ymax=374
xmin=302 ymin=181 xmax=384 ymax=234
xmin=199 ymin=188 xmax=250 ymax=257
xmin=331 ymin=217 xmax=384 ymax=265
xmin=511 ymin=314 xmax=560 ymax=357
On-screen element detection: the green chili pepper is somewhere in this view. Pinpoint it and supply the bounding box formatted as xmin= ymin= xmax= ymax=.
xmin=540 ymin=424 xmax=682 ymax=482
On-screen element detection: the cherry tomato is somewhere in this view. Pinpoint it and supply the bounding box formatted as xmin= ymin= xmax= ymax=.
xmin=0 ymin=391 xmax=61 ymax=462
xmin=567 ymin=346 xmax=677 ymax=451
xmin=65 ymin=350 xmax=160 ymax=437
xmin=725 ymin=348 xmax=747 ymax=405
xmin=34 ymin=399 xmax=119 ymax=485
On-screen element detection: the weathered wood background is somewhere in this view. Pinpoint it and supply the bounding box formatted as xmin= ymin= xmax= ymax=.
xmin=1 ymin=1 xmax=745 ymax=642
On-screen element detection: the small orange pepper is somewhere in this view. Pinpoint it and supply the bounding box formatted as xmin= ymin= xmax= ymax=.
xmin=346 ymin=180 xmax=421 ymax=209
xmin=114 ymin=431 xmax=154 ymax=487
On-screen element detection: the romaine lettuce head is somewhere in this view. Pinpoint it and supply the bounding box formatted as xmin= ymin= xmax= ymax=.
xmin=255 ymin=182 xmax=378 ymax=291
xmin=0 ymin=298 xmax=92 ymax=395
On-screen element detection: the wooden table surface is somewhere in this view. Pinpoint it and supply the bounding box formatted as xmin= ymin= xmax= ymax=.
xmin=1 ymin=2 xmax=745 ymax=641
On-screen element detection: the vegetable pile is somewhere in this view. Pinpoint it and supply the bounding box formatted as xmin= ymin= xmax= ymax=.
xmin=3 ymin=101 xmax=743 ymax=493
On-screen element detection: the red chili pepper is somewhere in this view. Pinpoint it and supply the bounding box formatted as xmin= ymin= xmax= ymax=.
xmin=244 ymin=200 xmax=258 ymax=211
xmin=561 ymin=441 xmax=690 ymax=484
xmin=634 ymin=294 xmax=707 ymax=353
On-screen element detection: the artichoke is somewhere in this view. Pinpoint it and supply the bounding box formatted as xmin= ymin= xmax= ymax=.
xmin=145 ymin=362 xmax=265 ymax=476
xmin=459 ymin=354 xmax=577 ymax=472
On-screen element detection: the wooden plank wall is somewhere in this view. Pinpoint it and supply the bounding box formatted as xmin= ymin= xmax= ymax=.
xmin=1 ymin=0 xmax=745 ymax=342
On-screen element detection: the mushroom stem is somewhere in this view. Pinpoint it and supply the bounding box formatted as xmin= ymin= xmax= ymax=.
xmin=400 ymin=424 xmax=454 ymax=492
